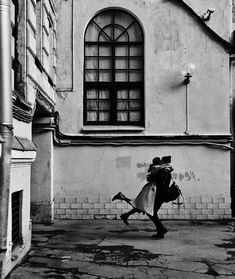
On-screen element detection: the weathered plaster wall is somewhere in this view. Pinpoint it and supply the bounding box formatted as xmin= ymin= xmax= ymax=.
xmin=3 ymin=164 xmax=32 ymax=278
xmin=31 ymin=131 xmax=54 ymax=224
xmin=13 ymin=119 xmax=32 ymax=140
xmin=54 ymin=145 xmax=231 ymax=220
xmin=54 ymin=0 xmax=232 ymax=220
xmin=54 ymin=145 xmax=230 ymax=198
xmin=56 ymin=0 xmax=231 ymax=135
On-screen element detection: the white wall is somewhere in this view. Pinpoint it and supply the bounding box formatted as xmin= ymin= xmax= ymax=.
xmin=56 ymin=0 xmax=231 ymax=135
xmin=3 ymin=163 xmax=32 ymax=278
xmin=54 ymin=145 xmax=230 ymax=199
xmin=54 ymin=0 xmax=232 ymax=220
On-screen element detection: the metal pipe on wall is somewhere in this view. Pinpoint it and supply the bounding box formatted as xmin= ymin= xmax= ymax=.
xmin=0 ymin=0 xmax=13 ymax=255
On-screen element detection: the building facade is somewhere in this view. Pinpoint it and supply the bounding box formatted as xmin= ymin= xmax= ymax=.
xmin=51 ymin=0 xmax=234 ymax=221
xmin=0 ymin=0 xmax=235 ymax=278
xmin=0 ymin=0 xmax=56 ymax=278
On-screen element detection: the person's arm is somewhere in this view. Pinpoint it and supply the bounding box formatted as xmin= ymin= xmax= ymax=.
xmin=146 ymin=165 xmax=161 ymax=181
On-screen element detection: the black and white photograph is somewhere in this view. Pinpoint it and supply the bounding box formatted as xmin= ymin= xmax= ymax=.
xmin=0 ymin=0 xmax=235 ymax=278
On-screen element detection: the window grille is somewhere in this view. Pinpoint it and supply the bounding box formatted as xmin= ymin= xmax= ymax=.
xmin=12 ymin=191 xmax=22 ymax=249
xmin=84 ymin=9 xmax=144 ymax=125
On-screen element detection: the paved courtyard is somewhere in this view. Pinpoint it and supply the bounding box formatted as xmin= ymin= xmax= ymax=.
xmin=7 ymin=219 xmax=235 ymax=279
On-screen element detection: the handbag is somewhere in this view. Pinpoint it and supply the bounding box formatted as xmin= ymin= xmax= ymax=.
xmin=164 ymin=179 xmax=184 ymax=204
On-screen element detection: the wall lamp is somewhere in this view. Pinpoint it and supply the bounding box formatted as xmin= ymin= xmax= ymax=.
xmin=181 ymin=63 xmax=196 ymax=134
xmin=181 ymin=63 xmax=195 ymax=84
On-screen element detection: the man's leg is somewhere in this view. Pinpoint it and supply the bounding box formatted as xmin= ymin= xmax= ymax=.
xmin=147 ymin=198 xmax=167 ymax=238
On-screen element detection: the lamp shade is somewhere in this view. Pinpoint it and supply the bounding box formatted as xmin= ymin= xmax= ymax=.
xmin=181 ymin=63 xmax=196 ymax=77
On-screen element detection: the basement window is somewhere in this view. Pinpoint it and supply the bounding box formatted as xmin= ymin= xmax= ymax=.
xmin=84 ymin=9 xmax=144 ymax=126
xmin=11 ymin=191 xmax=22 ymax=249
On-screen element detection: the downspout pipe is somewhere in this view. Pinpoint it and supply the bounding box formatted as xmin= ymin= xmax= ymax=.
xmin=0 ymin=0 xmax=13 ymax=256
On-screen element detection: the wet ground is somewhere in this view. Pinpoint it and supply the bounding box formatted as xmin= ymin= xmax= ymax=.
xmin=7 ymin=219 xmax=235 ymax=279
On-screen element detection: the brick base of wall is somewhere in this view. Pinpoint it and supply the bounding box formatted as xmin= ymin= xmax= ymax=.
xmin=31 ymin=201 xmax=54 ymax=224
xmin=54 ymin=196 xmax=232 ymax=220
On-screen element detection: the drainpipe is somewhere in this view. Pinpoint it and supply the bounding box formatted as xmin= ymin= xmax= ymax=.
xmin=0 ymin=0 xmax=13 ymax=266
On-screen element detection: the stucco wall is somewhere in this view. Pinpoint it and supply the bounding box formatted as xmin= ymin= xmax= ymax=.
xmin=54 ymin=145 xmax=231 ymax=220
xmin=54 ymin=0 xmax=232 ymax=220
xmin=31 ymin=131 xmax=54 ymax=223
xmin=54 ymin=145 xmax=230 ymax=198
xmin=56 ymin=0 xmax=231 ymax=135
xmin=3 ymin=164 xmax=32 ymax=278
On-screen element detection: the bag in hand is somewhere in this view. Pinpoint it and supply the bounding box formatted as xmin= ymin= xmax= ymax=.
xmin=164 ymin=182 xmax=182 ymax=203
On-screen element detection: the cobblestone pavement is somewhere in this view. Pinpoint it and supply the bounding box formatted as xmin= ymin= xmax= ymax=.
xmin=7 ymin=219 xmax=235 ymax=279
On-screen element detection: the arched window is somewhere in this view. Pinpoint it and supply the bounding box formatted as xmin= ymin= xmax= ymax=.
xmin=84 ymin=9 xmax=144 ymax=125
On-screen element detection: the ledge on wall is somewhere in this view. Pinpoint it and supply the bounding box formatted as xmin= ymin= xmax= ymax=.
xmin=12 ymin=136 xmax=37 ymax=152
xmin=11 ymin=136 xmax=37 ymax=165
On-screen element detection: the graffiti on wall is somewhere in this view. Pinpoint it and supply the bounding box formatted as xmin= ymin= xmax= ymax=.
xmin=171 ymin=171 xmax=200 ymax=182
xmin=136 ymin=163 xmax=200 ymax=182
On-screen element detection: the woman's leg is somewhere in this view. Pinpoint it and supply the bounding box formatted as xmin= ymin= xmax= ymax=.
xmin=120 ymin=208 xmax=139 ymax=225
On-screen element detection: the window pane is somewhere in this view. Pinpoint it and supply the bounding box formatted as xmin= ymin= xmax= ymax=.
xmin=115 ymin=58 xmax=128 ymax=69
xmin=114 ymin=11 xmax=133 ymax=29
xmin=130 ymin=89 xmax=141 ymax=99
xmin=99 ymin=58 xmax=112 ymax=69
xmin=85 ymin=70 xmax=98 ymax=81
xmin=85 ymin=58 xmax=98 ymax=69
xmin=99 ymin=70 xmax=112 ymax=81
xmin=115 ymin=71 xmax=128 ymax=81
xmin=87 ymin=89 xmax=98 ymax=99
xmin=85 ymin=23 xmax=100 ymax=41
xmin=99 ymin=46 xmax=112 ymax=56
xmin=130 ymin=112 xmax=141 ymax=121
xmin=94 ymin=11 xmax=112 ymax=30
xmin=128 ymin=22 xmax=143 ymax=41
xmin=114 ymin=26 xmax=125 ymax=41
xmin=130 ymin=100 xmax=141 ymax=109
xmin=87 ymin=111 xmax=98 ymax=121
xmin=87 ymin=100 xmax=98 ymax=110
xmin=115 ymin=46 xmax=128 ymax=56
xmin=99 ymin=26 xmax=112 ymax=41
xmin=85 ymin=45 xmax=98 ymax=56
xmin=117 ymin=112 xmax=128 ymax=121
xmin=99 ymin=112 xmax=110 ymax=121
xmin=130 ymin=58 xmax=142 ymax=69
xmin=117 ymin=90 xmax=128 ymax=99
xmin=99 ymin=100 xmax=111 ymax=110
xmin=115 ymin=31 xmax=128 ymax=42
xmin=99 ymin=90 xmax=110 ymax=99
xmin=117 ymin=100 xmax=128 ymax=110
xmin=130 ymin=46 xmax=142 ymax=56
xmin=129 ymin=70 xmax=142 ymax=81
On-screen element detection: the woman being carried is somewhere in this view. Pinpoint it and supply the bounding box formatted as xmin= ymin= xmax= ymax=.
xmin=112 ymin=156 xmax=173 ymax=238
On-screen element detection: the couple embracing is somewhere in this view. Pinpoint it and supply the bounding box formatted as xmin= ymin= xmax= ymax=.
xmin=112 ymin=156 xmax=173 ymax=239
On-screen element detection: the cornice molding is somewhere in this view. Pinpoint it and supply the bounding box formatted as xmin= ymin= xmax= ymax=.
xmin=33 ymin=113 xmax=233 ymax=150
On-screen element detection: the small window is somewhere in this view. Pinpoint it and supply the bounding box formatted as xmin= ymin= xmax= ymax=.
xmin=12 ymin=191 xmax=22 ymax=249
xmin=84 ymin=9 xmax=144 ymax=126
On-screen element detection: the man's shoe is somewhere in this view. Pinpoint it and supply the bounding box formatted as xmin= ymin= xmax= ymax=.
xmin=120 ymin=213 xmax=129 ymax=225
xmin=152 ymin=228 xmax=168 ymax=239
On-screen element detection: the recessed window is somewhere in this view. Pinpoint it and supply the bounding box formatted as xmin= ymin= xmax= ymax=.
xmin=12 ymin=191 xmax=22 ymax=249
xmin=84 ymin=9 xmax=144 ymax=125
